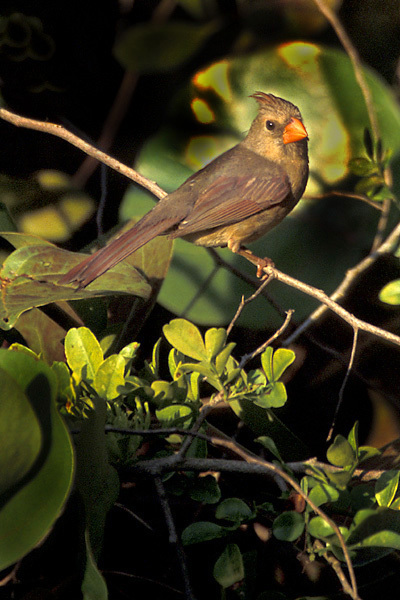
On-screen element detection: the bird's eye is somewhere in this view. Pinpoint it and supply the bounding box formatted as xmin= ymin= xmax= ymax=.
xmin=265 ymin=120 xmax=275 ymax=131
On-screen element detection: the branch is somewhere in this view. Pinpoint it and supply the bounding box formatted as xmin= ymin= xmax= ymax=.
xmin=129 ymin=437 xmax=359 ymax=599
xmin=283 ymin=219 xmax=400 ymax=346
xmin=263 ymin=264 xmax=400 ymax=348
xmin=0 ymin=107 xmax=166 ymax=201
xmin=311 ymin=0 xmax=379 ymax=141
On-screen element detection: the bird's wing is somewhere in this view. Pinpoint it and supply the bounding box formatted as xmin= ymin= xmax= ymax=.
xmin=174 ymin=172 xmax=291 ymax=236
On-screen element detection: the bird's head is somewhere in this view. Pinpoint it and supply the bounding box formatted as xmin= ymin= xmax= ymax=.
xmin=244 ymin=92 xmax=308 ymax=162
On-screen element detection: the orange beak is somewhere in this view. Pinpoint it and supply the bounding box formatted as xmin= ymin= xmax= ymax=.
xmin=283 ymin=117 xmax=308 ymax=144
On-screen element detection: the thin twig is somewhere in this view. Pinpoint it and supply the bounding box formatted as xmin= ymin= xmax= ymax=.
xmin=154 ymin=477 xmax=196 ymax=600
xmin=0 ymin=108 xmax=166 ymax=200
xmin=208 ymin=247 xmax=288 ymax=320
xmin=371 ymin=196 xmax=392 ymax=252
xmin=226 ymin=274 xmax=273 ymax=335
xmin=312 ymin=190 xmax=383 ymax=212
xmin=177 ymin=390 xmax=225 ymax=458
xmin=314 ymin=540 xmax=358 ymax=599
xmin=327 ymin=327 xmax=359 ymax=442
xmin=239 ymin=309 xmax=294 ymax=369
xmin=103 ymin=570 xmax=184 ymax=595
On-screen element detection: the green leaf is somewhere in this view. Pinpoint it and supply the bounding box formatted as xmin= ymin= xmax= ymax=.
xmin=347 ymin=508 xmax=400 ymax=550
xmin=181 ymin=521 xmax=227 ymax=545
xmin=358 ymin=445 xmax=381 ymax=463
xmin=348 ymin=156 xmax=377 ymax=176
xmin=0 ymin=200 xmax=17 ymax=232
xmin=326 ymin=435 xmax=356 ymax=467
xmin=65 ymin=327 xmax=103 ymax=384
xmin=118 ymin=342 xmax=140 ymax=365
xmin=0 ymin=368 xmax=42 ymax=499
xmin=254 ymin=381 xmax=288 ymax=409
xmin=189 ymin=475 xmax=221 ymax=504
xmin=308 ymin=484 xmax=340 ymax=508
xmin=379 ymin=279 xmax=400 ymax=305
xmin=261 ymin=347 xmax=274 ymax=381
xmin=256 ymin=436 xmax=283 ymax=462
xmin=213 ymin=543 xmax=244 ymax=589
xmin=75 ymin=398 xmax=120 ymax=557
xmin=375 ymin=470 xmax=400 ymax=507
xmin=179 ymin=362 xmax=222 ymax=391
xmin=308 ymin=516 xmax=335 ymax=539
xmin=205 ymin=327 xmax=227 ymax=360
xmin=163 ymin=318 xmax=207 ymax=361
xmin=215 ymin=498 xmax=253 ymax=523
xmin=326 ymin=469 xmax=353 ymax=489
xmin=94 ymin=354 xmax=126 ymax=400
xmin=0 ymin=354 xmax=74 ymax=570
xmin=0 ymin=233 xmax=150 ymax=330
xmin=215 ymin=342 xmax=236 ymax=376
xmin=114 ymin=21 xmax=216 ymax=73
xmin=52 ymin=361 xmax=76 ymax=405
xmin=272 ymin=511 xmax=304 ymax=542
xmin=272 ymin=348 xmax=296 ymax=381
xmin=347 ymin=422 xmax=359 ymax=454
xmin=81 ymin=529 xmax=108 ymax=600
xmin=155 ymin=404 xmax=193 ymax=428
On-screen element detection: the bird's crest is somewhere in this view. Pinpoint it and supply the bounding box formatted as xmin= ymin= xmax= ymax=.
xmin=250 ymin=92 xmax=300 ymax=119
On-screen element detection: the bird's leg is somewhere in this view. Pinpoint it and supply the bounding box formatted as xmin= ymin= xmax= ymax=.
xmin=228 ymin=240 xmax=274 ymax=278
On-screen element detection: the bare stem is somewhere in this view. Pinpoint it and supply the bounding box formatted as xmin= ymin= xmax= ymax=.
xmin=327 ymin=326 xmax=359 ymax=442
xmin=0 ymin=108 xmax=166 ymax=201
xmin=311 ymin=0 xmax=379 ymax=141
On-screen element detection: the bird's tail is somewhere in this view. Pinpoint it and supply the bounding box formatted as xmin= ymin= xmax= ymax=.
xmin=59 ymin=210 xmax=178 ymax=288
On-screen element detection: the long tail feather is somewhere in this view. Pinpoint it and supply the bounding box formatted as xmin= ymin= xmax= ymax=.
xmin=59 ymin=211 xmax=179 ymax=287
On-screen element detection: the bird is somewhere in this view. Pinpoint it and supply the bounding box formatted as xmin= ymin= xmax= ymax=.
xmin=59 ymin=92 xmax=308 ymax=288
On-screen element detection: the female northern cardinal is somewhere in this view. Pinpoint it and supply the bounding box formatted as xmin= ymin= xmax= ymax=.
xmin=60 ymin=92 xmax=308 ymax=287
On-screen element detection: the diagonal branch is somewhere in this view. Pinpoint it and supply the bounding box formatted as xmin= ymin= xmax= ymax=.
xmin=263 ymin=264 xmax=400 ymax=348
xmin=0 ymin=107 xmax=166 ymax=201
xmin=283 ymin=219 xmax=400 ymax=346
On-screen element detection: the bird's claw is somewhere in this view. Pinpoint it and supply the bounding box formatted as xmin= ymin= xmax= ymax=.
xmin=256 ymin=257 xmax=274 ymax=279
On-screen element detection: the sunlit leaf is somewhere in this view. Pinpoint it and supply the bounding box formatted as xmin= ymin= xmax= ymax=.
xmin=0 ymin=233 xmax=151 ymax=330
xmin=64 ymin=327 xmax=103 ymax=384
xmin=379 ymin=279 xmax=400 ymax=305
xmin=94 ymin=354 xmax=126 ymax=400
xmin=326 ymin=435 xmax=356 ymax=468
xmin=163 ymin=318 xmax=207 ymax=361
xmin=375 ymin=470 xmax=400 ymax=508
